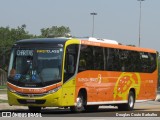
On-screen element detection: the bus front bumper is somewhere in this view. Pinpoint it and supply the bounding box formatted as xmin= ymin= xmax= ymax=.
xmin=7 ymin=90 xmax=63 ymax=107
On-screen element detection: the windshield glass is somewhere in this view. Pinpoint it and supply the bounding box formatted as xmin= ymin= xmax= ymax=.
xmin=8 ymin=48 xmax=63 ymax=87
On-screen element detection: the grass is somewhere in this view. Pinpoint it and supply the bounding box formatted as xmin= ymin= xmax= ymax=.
xmin=0 ymin=85 xmax=7 ymax=89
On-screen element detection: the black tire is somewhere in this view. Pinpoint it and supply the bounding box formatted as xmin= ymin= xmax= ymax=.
xmin=84 ymin=105 xmax=99 ymax=112
xmin=118 ymin=91 xmax=135 ymax=111
xmin=70 ymin=93 xmax=85 ymax=113
xmin=28 ymin=106 xmax=41 ymax=113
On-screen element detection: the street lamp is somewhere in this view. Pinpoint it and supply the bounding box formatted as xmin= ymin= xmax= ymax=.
xmin=138 ymin=0 xmax=145 ymax=47
xmin=90 ymin=12 xmax=97 ymax=37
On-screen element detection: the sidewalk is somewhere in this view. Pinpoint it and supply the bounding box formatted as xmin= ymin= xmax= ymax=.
xmin=0 ymin=94 xmax=7 ymax=100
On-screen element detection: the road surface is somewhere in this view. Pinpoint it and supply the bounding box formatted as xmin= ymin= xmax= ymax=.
xmin=0 ymin=101 xmax=160 ymax=117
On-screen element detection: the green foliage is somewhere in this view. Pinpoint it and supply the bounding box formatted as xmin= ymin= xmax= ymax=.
xmin=41 ymin=26 xmax=71 ymax=38
xmin=0 ymin=24 xmax=35 ymax=71
xmin=0 ymin=24 xmax=34 ymax=48
xmin=0 ymin=85 xmax=6 ymax=89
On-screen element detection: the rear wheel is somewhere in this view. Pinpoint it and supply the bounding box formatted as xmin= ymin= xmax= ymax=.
xmin=118 ymin=91 xmax=135 ymax=111
xmin=28 ymin=106 xmax=41 ymax=113
xmin=70 ymin=93 xmax=85 ymax=112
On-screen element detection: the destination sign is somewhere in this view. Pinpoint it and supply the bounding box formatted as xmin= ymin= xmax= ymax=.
xmin=16 ymin=50 xmax=33 ymax=56
xmin=37 ymin=49 xmax=61 ymax=54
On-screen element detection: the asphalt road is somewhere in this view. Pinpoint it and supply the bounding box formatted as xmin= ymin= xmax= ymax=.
xmin=0 ymin=101 xmax=160 ymax=117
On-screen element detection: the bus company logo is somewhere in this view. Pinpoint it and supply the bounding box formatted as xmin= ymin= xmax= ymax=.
xmin=97 ymin=74 xmax=102 ymax=84
xmin=28 ymin=88 xmax=47 ymax=93
xmin=1 ymin=112 xmax=42 ymax=117
xmin=81 ymin=40 xmax=101 ymax=46
xmin=78 ymin=74 xmax=102 ymax=84
xmin=113 ymin=72 xmax=141 ymax=100
xmin=37 ymin=50 xmax=59 ymax=54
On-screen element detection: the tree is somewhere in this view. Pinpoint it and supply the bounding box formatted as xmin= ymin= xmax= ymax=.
xmin=0 ymin=24 xmax=34 ymax=72
xmin=40 ymin=26 xmax=71 ymax=38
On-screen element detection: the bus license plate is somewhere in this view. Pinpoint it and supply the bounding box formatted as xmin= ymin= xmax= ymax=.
xmin=26 ymin=99 xmax=35 ymax=103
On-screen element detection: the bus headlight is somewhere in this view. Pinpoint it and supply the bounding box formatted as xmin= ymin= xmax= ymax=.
xmin=47 ymin=86 xmax=61 ymax=94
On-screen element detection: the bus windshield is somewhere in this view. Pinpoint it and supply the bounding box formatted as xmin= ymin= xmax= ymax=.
xmin=8 ymin=48 xmax=63 ymax=87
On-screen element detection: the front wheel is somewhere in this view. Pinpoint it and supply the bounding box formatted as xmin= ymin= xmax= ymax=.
xmin=118 ymin=91 xmax=135 ymax=111
xmin=70 ymin=93 xmax=85 ymax=112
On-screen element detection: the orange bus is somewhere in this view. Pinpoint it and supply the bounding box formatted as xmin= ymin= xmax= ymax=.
xmin=7 ymin=37 xmax=158 ymax=112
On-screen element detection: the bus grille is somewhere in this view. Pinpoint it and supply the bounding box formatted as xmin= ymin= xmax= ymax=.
xmin=16 ymin=92 xmax=47 ymax=97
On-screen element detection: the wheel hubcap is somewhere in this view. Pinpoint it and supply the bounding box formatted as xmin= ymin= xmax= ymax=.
xmin=129 ymin=95 xmax=134 ymax=108
xmin=77 ymin=97 xmax=82 ymax=108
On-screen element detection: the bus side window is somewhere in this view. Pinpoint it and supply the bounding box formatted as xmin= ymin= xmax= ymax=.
xmin=78 ymin=45 xmax=93 ymax=72
xmin=93 ymin=47 xmax=104 ymax=70
xmin=106 ymin=48 xmax=120 ymax=71
xmin=78 ymin=59 xmax=86 ymax=71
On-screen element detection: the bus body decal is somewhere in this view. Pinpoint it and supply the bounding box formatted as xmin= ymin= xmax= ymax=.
xmin=113 ymin=72 xmax=141 ymax=100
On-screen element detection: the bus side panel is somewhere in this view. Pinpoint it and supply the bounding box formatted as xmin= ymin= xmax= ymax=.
xmin=61 ymin=77 xmax=76 ymax=106
xmin=76 ymin=70 xmax=158 ymax=104
xmin=137 ymin=71 xmax=158 ymax=100
xmin=76 ymin=71 xmax=123 ymax=102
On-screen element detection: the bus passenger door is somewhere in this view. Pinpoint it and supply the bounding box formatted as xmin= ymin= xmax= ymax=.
xmin=61 ymin=44 xmax=79 ymax=106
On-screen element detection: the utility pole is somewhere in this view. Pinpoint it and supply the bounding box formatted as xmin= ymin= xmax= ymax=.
xmin=90 ymin=12 xmax=97 ymax=37
xmin=138 ymin=0 xmax=145 ymax=47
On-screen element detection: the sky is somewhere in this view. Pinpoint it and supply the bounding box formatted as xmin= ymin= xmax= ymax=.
xmin=0 ymin=0 xmax=160 ymax=51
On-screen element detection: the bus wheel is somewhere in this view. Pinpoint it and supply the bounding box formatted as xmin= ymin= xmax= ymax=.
xmin=70 ymin=93 xmax=85 ymax=112
xmin=85 ymin=105 xmax=99 ymax=112
xmin=118 ymin=91 xmax=135 ymax=111
xmin=28 ymin=106 xmax=41 ymax=113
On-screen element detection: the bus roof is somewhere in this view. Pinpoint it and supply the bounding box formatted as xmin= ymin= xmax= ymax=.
xmin=14 ymin=37 xmax=156 ymax=53
xmin=16 ymin=38 xmax=69 ymax=44
xmin=79 ymin=37 xmax=157 ymax=53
